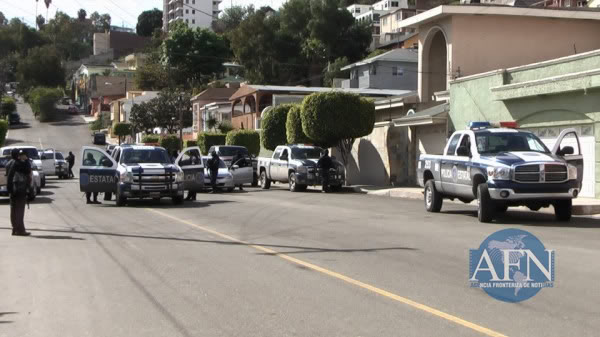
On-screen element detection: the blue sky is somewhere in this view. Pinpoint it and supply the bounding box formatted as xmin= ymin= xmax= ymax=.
xmin=0 ymin=0 xmax=286 ymax=28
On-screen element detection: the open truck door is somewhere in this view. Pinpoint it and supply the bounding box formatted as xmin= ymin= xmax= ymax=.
xmin=552 ymin=128 xmax=584 ymax=190
xmin=80 ymin=146 xmax=118 ymax=194
xmin=175 ymin=147 xmax=205 ymax=192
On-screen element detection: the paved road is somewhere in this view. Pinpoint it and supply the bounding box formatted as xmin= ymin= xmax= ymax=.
xmin=1 ymin=102 xmax=599 ymax=337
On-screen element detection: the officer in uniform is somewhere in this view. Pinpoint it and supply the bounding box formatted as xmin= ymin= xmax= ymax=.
xmin=317 ymin=149 xmax=333 ymax=193
xmin=83 ymin=153 xmax=100 ymax=204
xmin=207 ymin=151 xmax=220 ymax=193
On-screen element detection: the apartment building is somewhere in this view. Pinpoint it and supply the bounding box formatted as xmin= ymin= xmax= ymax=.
xmin=163 ymin=0 xmax=222 ymax=32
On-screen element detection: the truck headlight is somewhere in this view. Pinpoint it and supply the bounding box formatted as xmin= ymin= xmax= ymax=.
xmin=487 ymin=166 xmax=510 ymax=180
xmin=568 ymin=164 xmax=578 ymax=180
xmin=297 ymin=166 xmax=307 ymax=174
xmin=175 ymin=171 xmax=184 ymax=183
xmin=120 ymin=171 xmax=133 ymax=183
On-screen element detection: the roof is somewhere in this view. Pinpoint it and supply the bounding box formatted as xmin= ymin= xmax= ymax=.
xmin=230 ymin=85 xmax=414 ymax=101
xmin=376 ymin=32 xmax=419 ymax=50
xmin=90 ymin=76 xmax=138 ymax=98
xmin=191 ymin=88 xmax=239 ymax=102
xmin=397 ymin=5 xmax=600 ymax=29
xmin=341 ymin=49 xmax=418 ymax=70
xmin=393 ymin=103 xmax=449 ymax=127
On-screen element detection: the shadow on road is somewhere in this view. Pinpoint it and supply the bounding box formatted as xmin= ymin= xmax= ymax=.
xmin=32 ymin=235 xmax=85 ymax=240
xmin=30 ymin=197 xmax=53 ymax=204
xmin=39 ymin=191 xmax=54 ymax=196
xmin=442 ymin=209 xmax=600 ymax=228
xmin=0 ymin=312 xmax=17 ymax=324
xmin=3 ymin=138 xmax=26 ymax=146
xmin=8 ymin=123 xmax=31 ymax=130
xmin=0 ymin=227 xmax=416 ymax=254
xmin=96 ymin=199 xmax=235 ymax=209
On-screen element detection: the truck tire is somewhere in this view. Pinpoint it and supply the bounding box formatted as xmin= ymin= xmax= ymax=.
xmin=172 ymin=195 xmax=184 ymax=205
xmin=260 ymin=171 xmax=271 ymax=190
xmin=116 ymin=191 xmax=127 ymax=207
xmin=477 ymin=183 xmax=494 ymax=223
xmin=289 ymin=173 xmax=304 ymax=192
xmin=495 ymin=204 xmax=508 ymax=213
xmin=553 ymin=199 xmax=572 ymax=221
xmin=330 ymin=184 xmax=343 ymax=192
xmin=424 ymin=180 xmax=443 ymax=212
xmin=41 ymin=176 xmax=46 ymax=188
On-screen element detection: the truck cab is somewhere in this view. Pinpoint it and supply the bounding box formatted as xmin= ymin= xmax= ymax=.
xmin=417 ymin=122 xmax=583 ymax=222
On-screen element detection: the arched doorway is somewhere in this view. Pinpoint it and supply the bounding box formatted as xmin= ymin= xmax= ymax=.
xmin=421 ymin=27 xmax=448 ymax=102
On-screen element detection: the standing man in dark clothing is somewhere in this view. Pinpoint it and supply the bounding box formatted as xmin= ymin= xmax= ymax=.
xmin=207 ymin=150 xmax=220 ymax=193
xmin=317 ymin=149 xmax=333 ymax=193
xmin=83 ymin=153 xmax=100 ymax=204
xmin=7 ymin=150 xmax=32 ymax=236
xmin=66 ymin=151 xmax=75 ymax=178
xmin=185 ymin=153 xmax=201 ymax=201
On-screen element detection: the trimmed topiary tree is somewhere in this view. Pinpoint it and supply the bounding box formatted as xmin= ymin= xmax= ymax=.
xmin=261 ymin=104 xmax=294 ymax=151
xmin=226 ymin=130 xmax=260 ymax=157
xmin=1 ymin=97 xmax=17 ymax=118
xmin=286 ymin=104 xmax=311 ymax=145
xmin=184 ymin=140 xmax=197 ymax=148
xmin=160 ymin=134 xmax=182 ymax=154
xmin=112 ymin=122 xmax=132 ymax=145
xmin=141 ymin=134 xmax=160 ymax=144
xmin=300 ymin=91 xmax=375 ymax=169
xmin=197 ymin=132 xmax=226 ymax=155
xmin=0 ymin=120 xmax=8 ymax=147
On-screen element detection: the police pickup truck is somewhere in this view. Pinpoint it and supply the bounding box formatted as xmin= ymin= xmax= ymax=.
xmin=258 ymin=145 xmax=345 ymax=192
xmin=79 ymin=145 xmax=204 ymax=206
xmin=417 ymin=122 xmax=583 ymax=222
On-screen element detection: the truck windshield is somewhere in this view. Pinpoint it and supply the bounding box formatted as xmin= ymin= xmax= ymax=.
xmin=291 ymin=147 xmax=322 ymax=160
xmin=475 ymin=132 xmax=549 ymax=154
xmin=2 ymin=148 xmax=40 ymax=159
xmin=121 ymin=149 xmax=171 ymax=164
xmin=55 ymin=153 xmax=64 ymax=160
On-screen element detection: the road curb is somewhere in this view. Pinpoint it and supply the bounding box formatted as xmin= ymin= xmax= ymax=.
xmin=349 ymin=186 xmax=600 ymax=215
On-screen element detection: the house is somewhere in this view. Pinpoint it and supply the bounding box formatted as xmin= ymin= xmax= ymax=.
xmin=125 ymin=53 xmax=147 ymax=70
xmin=376 ymin=31 xmax=419 ymax=51
xmin=190 ymin=88 xmax=239 ymax=138
xmin=391 ymin=5 xmax=600 ymax=186
xmin=348 ymin=0 xmax=413 ymax=49
xmin=163 ymin=0 xmax=222 ymax=32
xmin=72 ymin=64 xmax=119 ymax=109
xmin=88 ymin=76 xmax=137 ymax=117
xmin=110 ymin=91 xmax=159 ymax=142
xmin=93 ymin=30 xmax=150 ymax=59
xmin=379 ymin=8 xmax=418 ymax=44
xmin=229 ymin=85 xmax=414 ymax=131
xmin=341 ymin=48 xmax=418 ymax=90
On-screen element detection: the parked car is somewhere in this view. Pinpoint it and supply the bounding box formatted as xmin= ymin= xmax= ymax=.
xmin=1 ymin=146 xmax=46 ymax=187
xmin=93 ymin=132 xmax=106 ymax=145
xmin=417 ymin=121 xmax=583 ymax=222
xmin=68 ymin=105 xmax=79 ymax=114
xmin=258 ymin=145 xmax=345 ymax=192
xmin=201 ymin=156 xmax=235 ymax=192
xmin=106 ymin=144 xmax=116 ymax=155
xmin=40 ymin=149 xmax=69 ymax=179
xmin=0 ymin=156 xmax=41 ymax=201
xmin=8 ymin=113 xmax=20 ymax=125
xmin=208 ymin=145 xmax=258 ymax=186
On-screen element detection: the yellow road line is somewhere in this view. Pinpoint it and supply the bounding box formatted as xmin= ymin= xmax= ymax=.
xmin=148 ymin=208 xmax=508 ymax=337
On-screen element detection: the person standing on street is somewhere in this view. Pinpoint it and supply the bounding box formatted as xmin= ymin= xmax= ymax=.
xmin=66 ymin=151 xmax=75 ymax=178
xmin=317 ymin=149 xmax=333 ymax=193
xmin=7 ymin=150 xmax=32 ymax=236
xmin=208 ymin=150 xmax=220 ymax=193
xmin=185 ymin=153 xmax=201 ymax=201
xmin=83 ymin=153 xmax=100 ymax=204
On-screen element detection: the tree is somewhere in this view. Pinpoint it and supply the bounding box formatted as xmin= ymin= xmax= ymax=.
xmin=148 ymin=89 xmax=192 ymax=134
xmin=0 ymin=11 xmax=7 ymax=26
xmin=286 ymin=104 xmax=311 ymax=144
xmin=212 ymin=5 xmax=254 ymax=34
xmin=261 ymin=104 xmax=294 ymax=151
xmin=300 ymin=92 xmax=375 ymax=171
xmin=36 ymin=15 xmax=45 ymax=29
xmin=136 ymin=9 xmax=163 ymax=37
xmin=40 ymin=11 xmax=94 ymax=61
xmin=162 ymin=23 xmax=230 ymax=87
xmin=226 ymin=130 xmax=260 ymax=157
xmin=113 ymin=123 xmax=132 ymax=145
xmin=129 ymin=102 xmax=155 ymax=134
xmin=17 ymin=45 xmax=65 ymax=92
xmin=323 ymin=57 xmax=349 ymax=87
xmin=90 ymin=12 xmax=111 ymax=31
xmin=78 ymin=9 xmax=87 ymax=21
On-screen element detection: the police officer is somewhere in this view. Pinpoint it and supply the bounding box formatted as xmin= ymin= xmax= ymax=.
xmin=7 ymin=150 xmax=32 ymax=236
xmin=66 ymin=151 xmax=75 ymax=178
xmin=185 ymin=152 xmax=201 ymax=201
xmin=317 ymin=149 xmax=333 ymax=193
xmin=83 ymin=153 xmax=100 ymax=204
xmin=207 ymin=150 xmax=220 ymax=193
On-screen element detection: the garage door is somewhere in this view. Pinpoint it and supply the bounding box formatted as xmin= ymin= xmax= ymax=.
xmin=415 ymin=124 xmax=447 ymax=161
xmin=526 ymin=125 xmax=595 ymax=198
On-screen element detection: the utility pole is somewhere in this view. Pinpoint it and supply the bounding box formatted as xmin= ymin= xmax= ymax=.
xmin=178 ymin=94 xmax=184 ymax=150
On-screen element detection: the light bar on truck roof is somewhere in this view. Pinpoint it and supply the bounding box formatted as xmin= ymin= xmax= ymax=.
xmin=468 ymin=121 xmax=519 ymax=130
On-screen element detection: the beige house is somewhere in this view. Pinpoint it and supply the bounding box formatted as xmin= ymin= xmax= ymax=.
xmin=379 ymin=8 xmax=418 ymax=44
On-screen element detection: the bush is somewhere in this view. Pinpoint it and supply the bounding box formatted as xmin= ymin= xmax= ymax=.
xmin=226 ymin=130 xmax=260 ymax=157
xmin=1 ymin=97 xmax=17 ymax=117
xmin=0 ymin=120 xmax=8 ymax=147
xmin=89 ymin=111 xmax=111 ymax=131
xmin=113 ymin=123 xmax=132 ymax=144
xmin=286 ymin=104 xmax=311 ymax=145
xmin=28 ymin=87 xmax=63 ymax=122
xmin=141 ymin=134 xmax=160 ymax=144
xmin=261 ymin=104 xmax=294 ymax=151
xmin=160 ymin=134 xmax=181 ymax=154
xmin=217 ymin=120 xmax=233 ymax=133
xmin=197 ymin=132 xmax=226 ymax=155
xmin=184 ymin=140 xmax=197 ymax=148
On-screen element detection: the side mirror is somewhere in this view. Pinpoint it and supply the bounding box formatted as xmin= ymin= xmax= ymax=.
xmin=559 ymin=146 xmax=574 ymax=155
xmin=456 ymin=146 xmax=470 ymax=157
xmin=232 ymin=165 xmax=239 ymax=170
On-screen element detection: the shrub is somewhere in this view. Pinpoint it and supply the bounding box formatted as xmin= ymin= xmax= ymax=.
xmin=112 ymin=123 xmax=132 ymax=145
xmin=160 ymin=134 xmax=181 ymax=154
xmin=286 ymin=104 xmax=311 ymax=145
xmin=217 ymin=120 xmax=233 ymax=133
xmin=261 ymin=104 xmax=294 ymax=151
xmin=197 ymin=132 xmax=226 ymax=155
xmin=141 ymin=134 xmax=160 ymax=144
xmin=28 ymin=87 xmax=63 ymax=122
xmin=0 ymin=120 xmax=8 ymax=147
xmin=226 ymin=130 xmax=260 ymax=157
xmin=1 ymin=97 xmax=17 ymax=117
xmin=184 ymin=140 xmax=197 ymax=148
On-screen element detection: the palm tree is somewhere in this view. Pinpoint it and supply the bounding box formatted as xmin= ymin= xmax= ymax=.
xmin=35 ymin=0 xmax=39 ymax=29
xmin=44 ymin=0 xmax=51 ymax=22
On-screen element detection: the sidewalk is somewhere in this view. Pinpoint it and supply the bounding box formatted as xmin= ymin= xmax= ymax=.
xmin=347 ymin=185 xmax=600 ymax=216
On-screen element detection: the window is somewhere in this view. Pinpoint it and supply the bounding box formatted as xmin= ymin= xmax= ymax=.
xmin=82 ymin=149 xmax=113 ymax=168
xmin=397 ymin=67 xmax=404 ymax=76
xmin=121 ymin=148 xmax=171 ymax=165
xmin=186 ymin=9 xmax=189 ymax=14
xmin=369 ymin=64 xmax=377 ymax=75
xmin=446 ymin=133 xmax=462 ymax=156
xmin=391 ymin=1 xmax=399 ymax=6
xmin=186 ymin=0 xmax=189 ymax=3
xmin=192 ymin=19 xmax=195 ymax=24
xmin=374 ymin=26 xmax=380 ymax=34
xmin=355 ymin=8 xmax=361 ymax=13
xmin=392 ymin=66 xmax=398 ymax=76
xmin=192 ymin=10 xmax=195 ymax=14
xmin=475 ymin=132 xmax=550 ymax=154
xmin=458 ymin=135 xmax=471 ymax=156
xmin=186 ymin=19 xmax=189 ymax=23
xmin=192 ymin=0 xmax=195 ymax=3
xmin=373 ymin=13 xmax=380 ymax=22
xmin=273 ymin=148 xmax=282 ymax=160
xmin=395 ymin=13 xmax=400 ymax=21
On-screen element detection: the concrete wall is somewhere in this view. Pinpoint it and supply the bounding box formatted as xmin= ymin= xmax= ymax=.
xmin=93 ymin=33 xmax=110 ymax=56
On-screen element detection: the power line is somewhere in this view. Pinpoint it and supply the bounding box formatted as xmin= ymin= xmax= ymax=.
xmin=106 ymin=0 xmax=140 ymax=21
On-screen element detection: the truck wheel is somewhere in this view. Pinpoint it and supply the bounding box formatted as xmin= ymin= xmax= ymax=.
xmin=172 ymin=196 xmax=184 ymax=205
xmin=330 ymin=184 xmax=343 ymax=192
xmin=226 ymin=187 xmax=234 ymax=193
xmin=424 ymin=180 xmax=443 ymax=212
xmin=553 ymin=199 xmax=572 ymax=221
xmin=495 ymin=204 xmax=508 ymax=213
xmin=260 ymin=171 xmax=271 ymax=190
xmin=41 ymin=176 xmax=46 ymax=188
xmin=289 ymin=173 xmax=301 ymax=192
xmin=116 ymin=192 xmax=127 ymax=207
xmin=477 ymin=183 xmax=494 ymax=223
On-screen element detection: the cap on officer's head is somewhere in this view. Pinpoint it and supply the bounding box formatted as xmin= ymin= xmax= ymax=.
xmin=10 ymin=149 xmax=19 ymax=159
